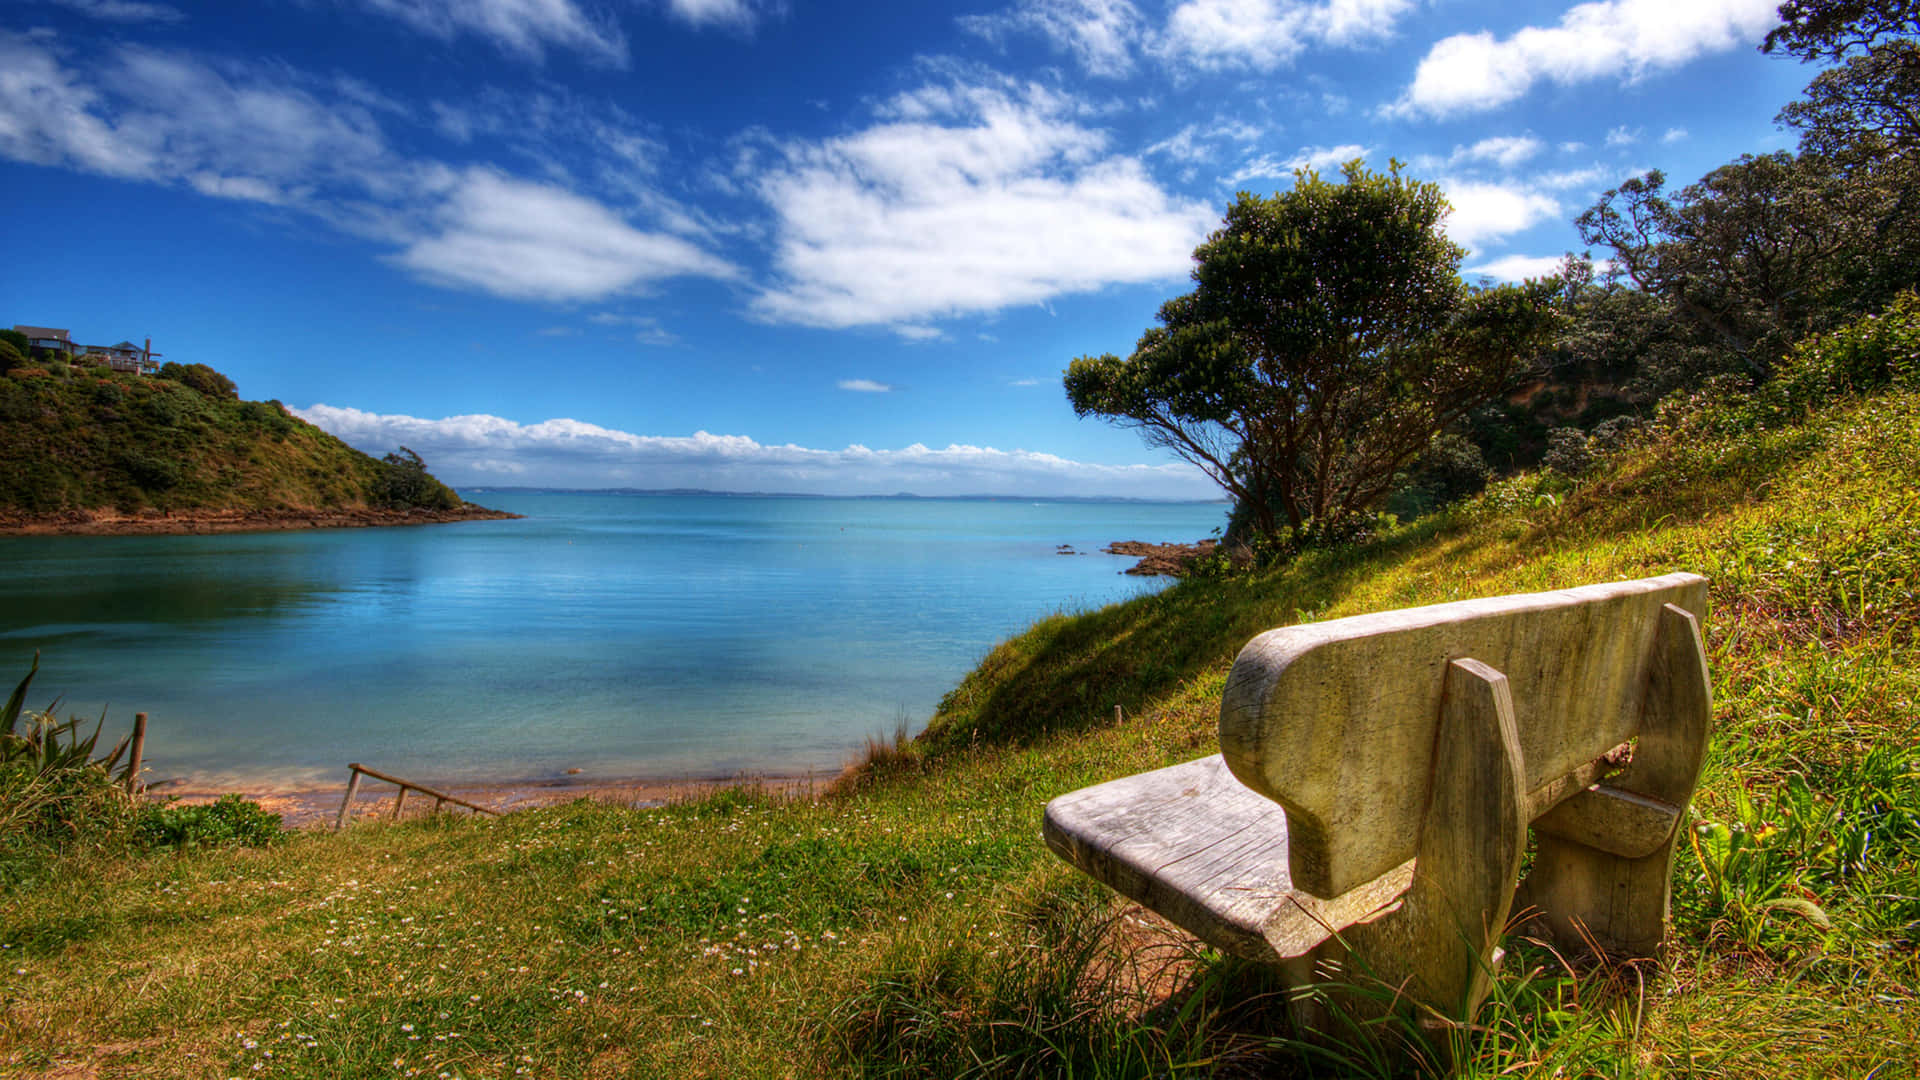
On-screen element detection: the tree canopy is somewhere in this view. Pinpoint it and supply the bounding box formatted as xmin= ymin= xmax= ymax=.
xmin=1065 ymin=161 xmax=1561 ymax=540
xmin=1575 ymin=2 xmax=1920 ymax=382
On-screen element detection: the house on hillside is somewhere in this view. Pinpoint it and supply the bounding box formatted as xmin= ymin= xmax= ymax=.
xmin=11 ymin=325 xmax=163 ymax=374
xmin=12 ymin=325 xmax=77 ymax=356
xmin=94 ymin=341 xmax=158 ymax=375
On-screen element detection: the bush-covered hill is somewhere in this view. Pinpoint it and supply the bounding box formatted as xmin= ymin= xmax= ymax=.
xmin=0 ymin=361 xmax=465 ymax=518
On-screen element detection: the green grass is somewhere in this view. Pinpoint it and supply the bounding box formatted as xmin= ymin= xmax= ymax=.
xmin=3 ymin=387 xmax=1918 ymax=1077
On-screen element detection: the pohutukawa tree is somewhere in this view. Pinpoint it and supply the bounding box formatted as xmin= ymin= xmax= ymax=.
xmin=1065 ymin=160 xmax=1561 ymax=540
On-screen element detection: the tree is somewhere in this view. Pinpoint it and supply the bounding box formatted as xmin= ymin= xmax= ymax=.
xmin=374 ymin=447 xmax=459 ymax=510
xmin=1574 ymin=155 xmax=1876 ymax=378
xmin=1065 ymin=161 xmax=1562 ymax=539
xmin=1764 ymin=0 xmax=1919 ymax=60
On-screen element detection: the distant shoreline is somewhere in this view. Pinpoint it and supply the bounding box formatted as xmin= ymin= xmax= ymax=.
xmin=0 ymin=503 xmax=521 ymax=536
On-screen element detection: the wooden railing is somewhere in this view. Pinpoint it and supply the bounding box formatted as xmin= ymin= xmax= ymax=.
xmin=335 ymin=762 xmax=499 ymax=831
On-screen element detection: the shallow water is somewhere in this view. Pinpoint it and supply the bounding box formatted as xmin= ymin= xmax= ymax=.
xmin=0 ymin=493 xmax=1223 ymax=789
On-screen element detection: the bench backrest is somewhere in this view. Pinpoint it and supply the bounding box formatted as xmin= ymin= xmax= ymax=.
xmin=1218 ymin=573 xmax=1708 ymax=899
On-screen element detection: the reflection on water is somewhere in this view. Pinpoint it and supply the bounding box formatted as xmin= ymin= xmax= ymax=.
xmin=0 ymin=494 xmax=1223 ymax=789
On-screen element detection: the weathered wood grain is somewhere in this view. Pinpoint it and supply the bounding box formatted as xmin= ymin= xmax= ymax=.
xmin=1516 ymin=602 xmax=1713 ymax=956
xmin=1219 ymin=573 xmax=1708 ymax=898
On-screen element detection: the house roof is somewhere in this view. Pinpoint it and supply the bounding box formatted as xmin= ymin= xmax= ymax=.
xmin=110 ymin=341 xmax=139 ymax=351
xmin=12 ymin=326 xmax=70 ymax=341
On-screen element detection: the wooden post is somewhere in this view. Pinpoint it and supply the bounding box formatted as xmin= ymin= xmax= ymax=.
xmin=433 ymin=796 xmax=446 ymax=815
xmin=124 ymin=712 xmax=148 ymax=794
xmin=392 ymin=786 xmax=409 ymax=819
xmin=336 ymin=766 xmax=364 ymax=832
xmin=1328 ymin=658 xmax=1529 ymax=1023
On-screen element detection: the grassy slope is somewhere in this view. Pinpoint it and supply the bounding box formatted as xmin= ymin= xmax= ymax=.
xmin=0 ymin=367 xmax=423 ymax=514
xmin=3 ymin=391 xmax=1917 ymax=1078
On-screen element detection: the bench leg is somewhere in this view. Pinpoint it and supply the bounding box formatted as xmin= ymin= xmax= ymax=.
xmin=1516 ymin=603 xmax=1712 ymax=959
xmin=1314 ymin=658 xmax=1529 ymax=1024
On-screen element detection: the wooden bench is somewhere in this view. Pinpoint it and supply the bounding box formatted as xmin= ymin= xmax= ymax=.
xmin=1043 ymin=573 xmax=1711 ymax=1024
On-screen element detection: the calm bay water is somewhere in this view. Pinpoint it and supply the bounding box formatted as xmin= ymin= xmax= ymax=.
xmin=0 ymin=494 xmax=1223 ymax=789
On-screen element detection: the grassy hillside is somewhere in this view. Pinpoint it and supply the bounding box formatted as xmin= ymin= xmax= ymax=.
xmin=0 ymin=364 xmax=458 ymax=515
xmin=3 ymin=372 xmax=1917 ymax=1074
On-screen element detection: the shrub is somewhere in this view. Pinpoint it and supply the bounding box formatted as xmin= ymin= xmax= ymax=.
xmin=135 ymin=794 xmax=284 ymax=850
xmin=1542 ymin=427 xmax=1595 ymax=477
xmin=157 ymin=362 xmax=238 ymax=400
xmin=0 ymin=341 xmax=23 ymax=375
xmin=0 ymin=656 xmax=139 ymax=885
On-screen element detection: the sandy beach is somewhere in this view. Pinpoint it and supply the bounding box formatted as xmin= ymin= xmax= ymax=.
xmin=147 ymin=769 xmax=830 ymax=831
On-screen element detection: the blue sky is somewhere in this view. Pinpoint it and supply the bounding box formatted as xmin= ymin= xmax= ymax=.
xmin=1 ymin=0 xmax=1812 ymax=496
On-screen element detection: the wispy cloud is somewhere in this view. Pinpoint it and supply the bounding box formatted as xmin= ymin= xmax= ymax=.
xmin=0 ymin=32 xmax=734 ymax=305
xmin=665 ymin=0 xmax=782 ymax=32
xmin=959 ymin=0 xmax=1146 ymax=78
xmin=355 ymin=0 xmax=628 ymax=65
xmin=294 ymin=404 xmax=1216 ymax=498
xmin=1225 ymin=142 xmax=1368 ymax=186
xmin=1413 ymin=135 xmax=1545 ymax=172
xmin=1387 ymin=0 xmax=1776 ymax=118
xmin=37 ymin=0 xmax=184 ymax=23
xmin=838 ymin=378 xmax=894 ymax=393
xmin=748 ymin=74 xmax=1214 ymax=334
xmin=1156 ymin=0 xmax=1416 ymax=72
xmin=1465 ymin=253 xmax=1567 ymax=281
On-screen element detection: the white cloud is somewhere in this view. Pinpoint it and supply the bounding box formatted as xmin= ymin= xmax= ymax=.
xmin=356 ymin=0 xmax=626 ymax=65
xmin=393 ymin=169 xmax=738 ymax=302
xmin=1224 ymin=142 xmax=1366 ymax=186
xmin=1605 ymin=125 xmax=1641 ymax=147
xmin=1465 ymin=253 xmax=1566 ymax=281
xmin=1389 ymin=0 xmax=1777 ymax=117
xmin=1661 ymin=126 xmax=1688 ymax=143
xmin=749 ymin=77 xmax=1216 ymax=332
xmin=1414 ymin=135 xmax=1544 ymax=172
xmin=838 ymin=379 xmax=895 ymax=392
xmin=1157 ymin=0 xmax=1416 ymax=72
xmin=1438 ymin=178 xmax=1560 ymax=250
xmin=1534 ymin=164 xmax=1617 ymax=190
xmin=0 ymin=33 xmax=392 ymax=196
xmin=1009 ymin=377 xmax=1043 ymax=386
xmin=666 ymin=0 xmax=777 ymax=31
xmin=0 ymin=34 xmax=736 ymax=306
xmin=38 ymin=0 xmax=183 ymax=22
xmin=293 ymin=404 xmax=1216 ymax=498
xmin=960 ymin=0 xmax=1146 ymax=78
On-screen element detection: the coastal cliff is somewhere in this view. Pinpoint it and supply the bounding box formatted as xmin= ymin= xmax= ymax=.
xmin=0 ymin=360 xmax=510 ymax=533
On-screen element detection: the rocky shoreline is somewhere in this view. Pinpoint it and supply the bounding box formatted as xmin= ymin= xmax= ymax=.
xmin=0 ymin=503 xmax=521 ymax=536
xmin=1103 ymin=538 xmax=1217 ymax=576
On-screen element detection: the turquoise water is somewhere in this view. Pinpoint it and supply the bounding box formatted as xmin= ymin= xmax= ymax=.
xmin=0 ymin=494 xmax=1224 ymax=789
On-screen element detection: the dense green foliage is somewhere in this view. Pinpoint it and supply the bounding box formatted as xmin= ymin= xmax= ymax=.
xmin=135 ymin=794 xmax=285 ymax=851
xmin=157 ymin=361 xmax=239 ymax=401
xmin=1066 ymin=161 xmax=1561 ymax=541
xmin=373 ymin=446 xmax=461 ymax=511
xmin=0 ymin=361 xmax=465 ymax=514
